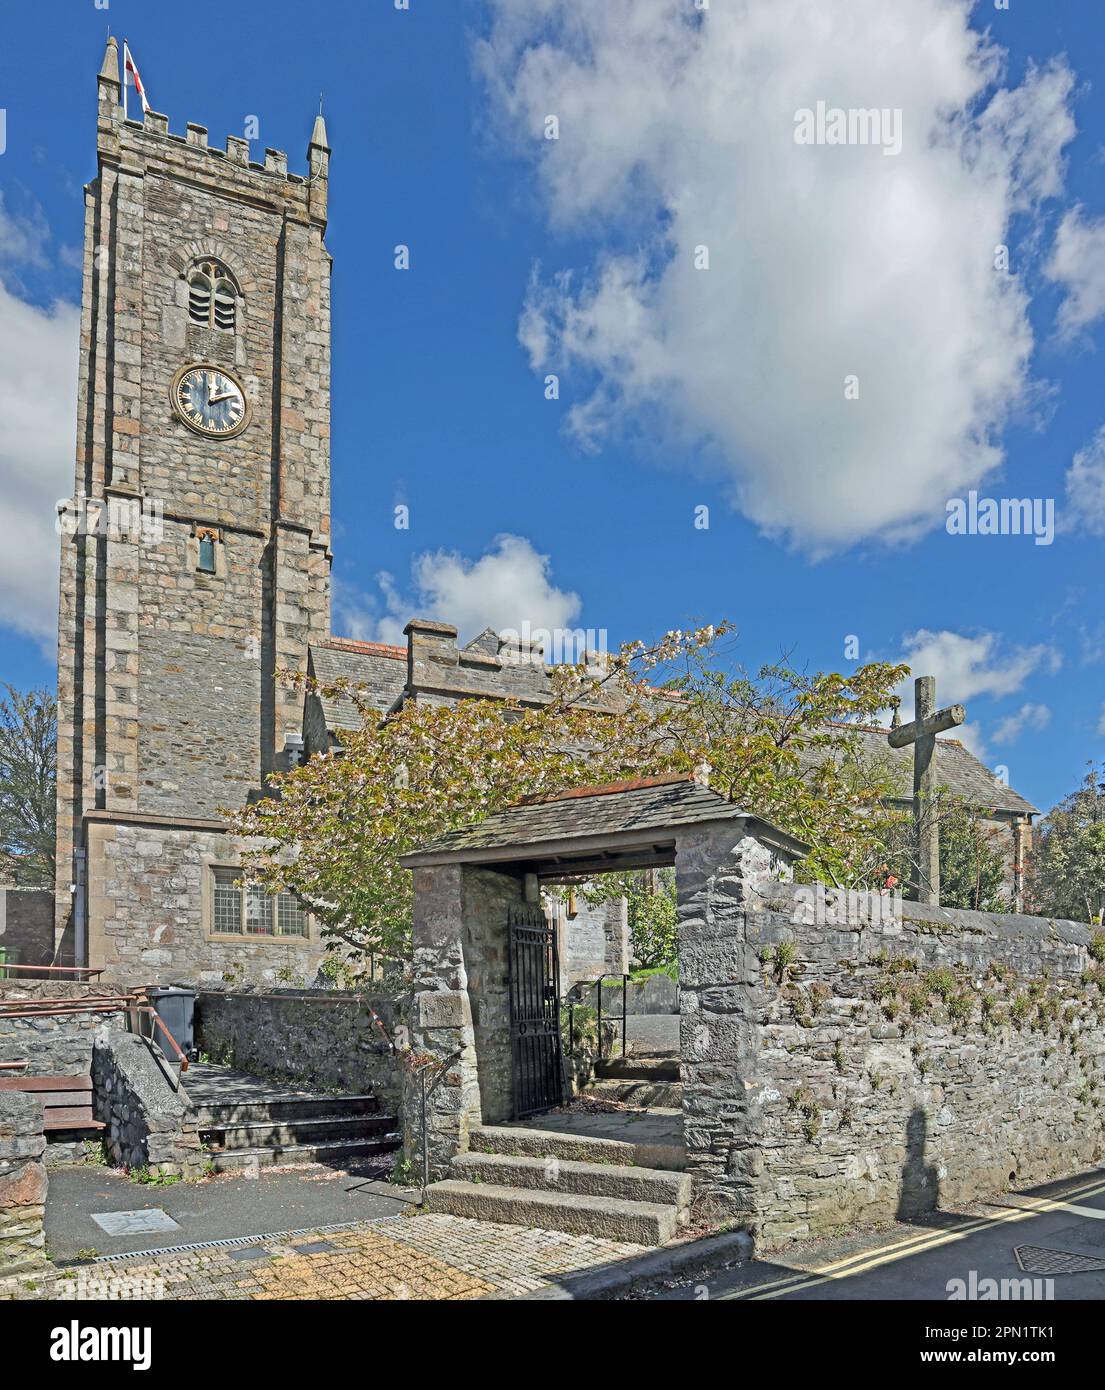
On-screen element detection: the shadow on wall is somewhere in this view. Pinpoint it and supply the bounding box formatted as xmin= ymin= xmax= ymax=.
xmin=897 ymin=1105 xmax=941 ymax=1221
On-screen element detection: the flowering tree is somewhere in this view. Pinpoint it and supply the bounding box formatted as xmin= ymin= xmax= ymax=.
xmin=226 ymin=625 xmax=908 ymax=967
xmin=1030 ymin=763 xmax=1105 ymax=924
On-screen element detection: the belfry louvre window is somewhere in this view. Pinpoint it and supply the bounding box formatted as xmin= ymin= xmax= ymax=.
xmin=210 ymin=866 xmax=309 ymax=938
xmin=197 ymin=531 xmax=217 ymax=574
xmin=187 ymin=259 xmax=237 ymax=330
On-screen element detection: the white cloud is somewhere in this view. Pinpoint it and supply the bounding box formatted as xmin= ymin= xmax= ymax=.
xmin=895 ymin=629 xmax=1060 ymax=716
xmin=0 ymin=191 xmax=51 ymax=271
xmin=991 ymin=702 xmax=1051 ymax=745
xmin=1065 ymin=425 xmax=1105 ymax=536
xmin=1098 ymin=703 xmax=1105 ymax=738
xmin=1047 ymin=206 xmax=1105 ymax=337
xmin=889 ymin=629 xmax=1060 ymax=760
xmin=335 ymin=534 xmax=582 ymax=648
xmin=0 ymin=276 xmax=79 ymax=646
xmin=476 ymin=0 xmax=1077 ymax=552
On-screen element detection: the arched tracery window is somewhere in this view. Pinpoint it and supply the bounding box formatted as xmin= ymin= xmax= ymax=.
xmin=187 ymin=258 xmax=238 ymax=330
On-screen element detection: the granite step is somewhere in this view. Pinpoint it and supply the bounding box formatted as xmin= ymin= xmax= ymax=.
xmin=469 ymin=1122 xmax=685 ymax=1172
xmin=184 ymin=1094 xmax=379 ymax=1129
xmin=198 ymin=1113 xmax=399 ymax=1152
xmin=451 ymin=1151 xmax=691 ymax=1209
xmin=422 ymin=1178 xmax=680 ymax=1245
xmin=211 ymin=1135 xmax=400 ymax=1172
xmin=594 ymin=1055 xmax=680 ymax=1083
xmin=582 ymin=1078 xmax=683 ymax=1108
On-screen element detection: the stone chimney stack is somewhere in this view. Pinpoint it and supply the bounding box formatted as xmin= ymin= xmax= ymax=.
xmin=404 ymin=619 xmax=459 ymax=690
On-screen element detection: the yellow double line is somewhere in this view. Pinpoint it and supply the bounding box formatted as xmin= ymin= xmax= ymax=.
xmin=720 ymin=1173 xmax=1105 ymax=1300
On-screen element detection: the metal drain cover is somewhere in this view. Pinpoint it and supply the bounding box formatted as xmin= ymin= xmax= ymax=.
xmin=1014 ymin=1245 xmax=1105 ymax=1275
xmin=294 ymin=1239 xmax=338 ymax=1254
xmin=91 ymin=1209 xmax=181 ymax=1237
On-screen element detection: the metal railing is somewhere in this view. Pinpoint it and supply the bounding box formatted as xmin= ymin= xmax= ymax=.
xmin=566 ymin=972 xmax=629 ymax=1061
xmin=0 ymin=988 xmax=188 ymax=1074
xmin=0 ymin=994 xmax=138 ymax=1019
xmin=130 ymin=1004 xmax=190 ymax=1073
xmin=0 ymin=960 xmax=105 ymax=982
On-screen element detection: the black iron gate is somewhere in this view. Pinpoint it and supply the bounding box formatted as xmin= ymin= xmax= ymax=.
xmin=507 ymin=903 xmax=564 ymax=1119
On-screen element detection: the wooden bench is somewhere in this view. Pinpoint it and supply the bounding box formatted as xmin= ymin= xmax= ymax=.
xmin=0 ymin=1074 xmax=104 ymax=1132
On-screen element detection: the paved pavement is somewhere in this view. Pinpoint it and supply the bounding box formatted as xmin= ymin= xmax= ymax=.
xmin=625 ymin=1013 xmax=678 ymax=1054
xmin=639 ymin=1167 xmax=1105 ymax=1301
xmin=44 ymin=1161 xmax=417 ymax=1261
xmin=3 ymin=1212 xmax=645 ymax=1302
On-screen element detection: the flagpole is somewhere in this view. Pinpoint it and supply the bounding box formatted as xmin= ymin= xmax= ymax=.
xmin=122 ymin=39 xmax=128 ymax=121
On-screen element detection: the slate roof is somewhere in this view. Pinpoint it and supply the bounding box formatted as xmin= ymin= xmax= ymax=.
xmin=308 ymin=639 xmax=407 ymax=733
xmin=311 ymin=630 xmax=1037 ymax=819
xmin=401 ymin=774 xmax=810 ymax=864
xmin=812 ymin=724 xmax=1038 ymax=816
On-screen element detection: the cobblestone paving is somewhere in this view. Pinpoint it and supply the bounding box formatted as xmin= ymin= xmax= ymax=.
xmin=0 ymin=1213 xmax=645 ymax=1302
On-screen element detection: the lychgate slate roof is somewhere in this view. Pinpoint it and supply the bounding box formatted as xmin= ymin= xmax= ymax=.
xmin=308 ymin=639 xmax=407 ymax=733
xmin=400 ymin=774 xmax=810 ymax=867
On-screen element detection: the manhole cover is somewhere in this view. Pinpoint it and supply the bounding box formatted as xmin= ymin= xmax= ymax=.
xmin=91 ymin=1209 xmax=182 ymax=1237
xmin=227 ymin=1245 xmax=272 ymax=1262
xmin=1014 ymin=1245 xmax=1105 ymax=1275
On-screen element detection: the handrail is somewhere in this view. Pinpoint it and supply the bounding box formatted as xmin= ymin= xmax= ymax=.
xmin=567 ymin=972 xmax=629 ymax=1060
xmin=0 ymin=1061 xmax=29 ymax=1070
xmin=0 ymin=996 xmax=138 ymax=1020
xmin=0 ymin=964 xmax=104 ymax=978
xmin=132 ymin=1005 xmax=190 ymax=1073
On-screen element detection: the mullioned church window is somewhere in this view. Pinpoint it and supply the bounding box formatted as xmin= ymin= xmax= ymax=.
xmin=187 ymin=258 xmax=238 ymax=330
xmin=210 ymin=866 xmax=309 ymax=938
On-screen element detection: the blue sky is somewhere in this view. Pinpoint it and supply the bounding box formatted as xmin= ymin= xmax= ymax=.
xmin=0 ymin=0 xmax=1103 ymax=815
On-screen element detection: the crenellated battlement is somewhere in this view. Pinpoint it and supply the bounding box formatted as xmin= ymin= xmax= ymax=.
xmin=95 ymin=37 xmax=329 ymax=200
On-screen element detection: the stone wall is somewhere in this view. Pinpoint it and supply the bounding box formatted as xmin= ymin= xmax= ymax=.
xmin=0 ymin=1092 xmax=48 ymax=1276
xmin=464 ymin=868 xmax=524 ymax=1126
xmin=553 ymin=894 xmax=629 ymax=989
xmin=194 ymin=989 xmax=403 ymax=1111
xmin=402 ymin=863 xmax=520 ymax=1179
xmin=0 ymin=889 xmax=56 ymax=969
xmin=85 ymin=818 xmax=327 ymax=987
xmin=681 ymin=871 xmax=1105 ymax=1248
xmin=0 ymin=981 xmax=129 ymax=1073
xmin=579 ymin=972 xmax=678 ymax=1016
xmin=92 ymin=1031 xmax=204 ymax=1178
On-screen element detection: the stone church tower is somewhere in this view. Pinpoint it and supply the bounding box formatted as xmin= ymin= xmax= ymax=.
xmin=54 ymin=39 xmax=332 ymax=983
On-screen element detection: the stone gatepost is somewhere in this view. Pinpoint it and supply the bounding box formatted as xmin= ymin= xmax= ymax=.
xmin=402 ymin=862 xmax=524 ymax=1179
xmin=0 ymin=1092 xmax=49 ymax=1277
xmin=675 ymin=822 xmax=794 ymax=1228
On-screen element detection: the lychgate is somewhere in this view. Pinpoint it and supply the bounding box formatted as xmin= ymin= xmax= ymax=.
xmin=397 ymin=773 xmax=809 ymax=1227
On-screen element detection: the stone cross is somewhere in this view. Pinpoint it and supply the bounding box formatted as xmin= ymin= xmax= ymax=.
xmin=887 ymin=676 xmax=965 ymax=906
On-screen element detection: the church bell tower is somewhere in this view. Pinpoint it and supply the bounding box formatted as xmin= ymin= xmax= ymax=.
xmin=54 ymin=38 xmax=333 ymax=978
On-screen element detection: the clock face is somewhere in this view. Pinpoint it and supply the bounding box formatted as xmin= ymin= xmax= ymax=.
xmin=171 ymin=365 xmax=250 ymax=439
